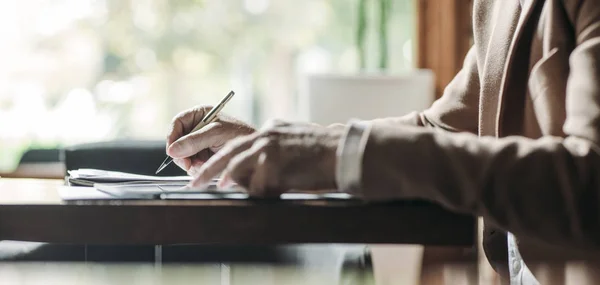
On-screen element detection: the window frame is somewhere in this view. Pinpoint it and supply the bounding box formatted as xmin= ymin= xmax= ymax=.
xmin=416 ymin=0 xmax=473 ymax=99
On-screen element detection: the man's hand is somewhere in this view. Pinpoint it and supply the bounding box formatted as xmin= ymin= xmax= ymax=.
xmin=189 ymin=120 xmax=343 ymax=196
xmin=166 ymin=106 xmax=255 ymax=176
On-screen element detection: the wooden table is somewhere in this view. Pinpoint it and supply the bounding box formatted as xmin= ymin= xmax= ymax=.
xmin=0 ymin=179 xmax=475 ymax=246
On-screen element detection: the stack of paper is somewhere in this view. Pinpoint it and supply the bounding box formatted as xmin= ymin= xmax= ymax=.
xmin=62 ymin=168 xmax=237 ymax=200
xmin=67 ymin=168 xmax=192 ymax=186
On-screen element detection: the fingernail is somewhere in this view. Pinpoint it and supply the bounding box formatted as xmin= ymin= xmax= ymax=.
xmin=187 ymin=167 xmax=198 ymax=177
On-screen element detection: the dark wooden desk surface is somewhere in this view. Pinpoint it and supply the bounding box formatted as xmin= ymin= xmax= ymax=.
xmin=0 ymin=179 xmax=475 ymax=246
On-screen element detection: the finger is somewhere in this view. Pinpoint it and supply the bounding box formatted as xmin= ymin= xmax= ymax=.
xmin=187 ymin=174 xmax=219 ymax=190
xmin=167 ymin=122 xmax=225 ymax=158
xmin=190 ymin=149 xmax=212 ymax=165
xmin=217 ymin=172 xmax=235 ymax=189
xmin=188 ymin=134 xmax=259 ymax=188
xmin=190 ymin=158 xmax=205 ymax=170
xmin=187 ymin=155 xmax=207 ymax=177
xmin=187 ymin=164 xmax=200 ymax=177
xmin=249 ymin=152 xmax=274 ymax=197
xmin=225 ymin=138 xmax=271 ymax=193
xmin=173 ymin=158 xmax=191 ymax=171
xmin=166 ymin=106 xmax=211 ymax=148
xmin=187 ymin=175 xmax=200 ymax=189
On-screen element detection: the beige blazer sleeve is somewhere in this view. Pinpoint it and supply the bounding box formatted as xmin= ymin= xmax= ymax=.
xmin=358 ymin=1 xmax=600 ymax=252
xmin=370 ymin=45 xmax=480 ymax=134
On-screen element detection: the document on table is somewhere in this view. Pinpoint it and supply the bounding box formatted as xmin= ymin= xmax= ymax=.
xmin=60 ymin=168 xmax=354 ymax=201
xmin=66 ymin=168 xmax=193 ymax=186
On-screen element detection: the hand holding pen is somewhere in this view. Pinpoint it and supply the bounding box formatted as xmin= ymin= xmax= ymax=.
xmin=159 ymin=91 xmax=256 ymax=176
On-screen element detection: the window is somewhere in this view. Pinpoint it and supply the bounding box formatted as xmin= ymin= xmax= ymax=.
xmin=0 ymin=0 xmax=415 ymax=171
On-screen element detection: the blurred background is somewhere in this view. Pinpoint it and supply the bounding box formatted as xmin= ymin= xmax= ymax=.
xmin=0 ymin=0 xmax=416 ymax=172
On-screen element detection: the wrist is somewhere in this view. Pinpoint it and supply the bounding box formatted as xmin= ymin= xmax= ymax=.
xmin=335 ymin=120 xmax=372 ymax=193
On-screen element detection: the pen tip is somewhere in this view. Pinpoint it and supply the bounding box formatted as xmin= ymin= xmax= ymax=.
xmin=156 ymin=156 xmax=172 ymax=174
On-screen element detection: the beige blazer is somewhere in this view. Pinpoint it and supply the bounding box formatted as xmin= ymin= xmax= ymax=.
xmin=359 ymin=0 xmax=600 ymax=278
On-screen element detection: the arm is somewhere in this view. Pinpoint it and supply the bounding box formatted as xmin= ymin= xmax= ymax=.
xmin=355 ymin=1 xmax=600 ymax=251
xmin=336 ymin=45 xmax=481 ymax=191
xmin=367 ymin=45 xmax=481 ymax=134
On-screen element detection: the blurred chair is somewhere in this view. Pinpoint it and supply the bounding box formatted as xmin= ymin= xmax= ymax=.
xmin=2 ymin=148 xmax=65 ymax=179
xmin=19 ymin=148 xmax=61 ymax=164
xmin=62 ymin=140 xmax=185 ymax=177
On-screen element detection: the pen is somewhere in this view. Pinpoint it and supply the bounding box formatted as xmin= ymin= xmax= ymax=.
xmin=155 ymin=90 xmax=236 ymax=174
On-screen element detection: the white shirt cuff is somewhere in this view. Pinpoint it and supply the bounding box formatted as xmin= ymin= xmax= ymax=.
xmin=335 ymin=120 xmax=372 ymax=194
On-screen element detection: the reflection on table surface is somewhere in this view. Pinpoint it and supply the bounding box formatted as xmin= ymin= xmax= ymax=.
xmin=0 ymin=244 xmax=480 ymax=285
xmin=2 ymin=263 xmax=370 ymax=285
xmin=3 ymin=243 xmax=600 ymax=285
